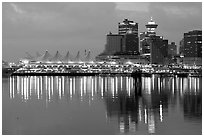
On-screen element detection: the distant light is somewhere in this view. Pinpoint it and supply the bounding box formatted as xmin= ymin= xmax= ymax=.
xmin=68 ymin=61 xmax=74 ymax=63
xmin=110 ymin=61 xmax=116 ymax=65
xmin=46 ymin=61 xmax=52 ymax=63
xmin=36 ymin=61 xmax=41 ymax=63
xmin=126 ymin=61 xmax=133 ymax=65
xmin=98 ymin=61 xmax=104 ymax=64
xmin=22 ymin=60 xmax=29 ymax=64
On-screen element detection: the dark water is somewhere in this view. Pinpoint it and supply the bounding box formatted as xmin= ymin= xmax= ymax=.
xmin=2 ymin=75 xmax=202 ymax=135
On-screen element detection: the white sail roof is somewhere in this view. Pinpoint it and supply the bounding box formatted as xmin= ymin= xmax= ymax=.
xmin=36 ymin=50 xmax=52 ymax=62
xmin=62 ymin=51 xmax=73 ymax=63
xmin=75 ymin=51 xmax=81 ymax=62
xmin=50 ymin=51 xmax=63 ymax=63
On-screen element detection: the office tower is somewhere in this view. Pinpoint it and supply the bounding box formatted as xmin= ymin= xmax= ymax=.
xmin=140 ymin=17 xmax=159 ymax=55
xmin=150 ymin=36 xmax=168 ymax=64
xmin=139 ymin=32 xmax=148 ymax=53
xmin=140 ymin=32 xmax=150 ymax=55
xmin=168 ymin=42 xmax=177 ymax=57
xmin=124 ymin=30 xmax=139 ymax=54
xmin=179 ymin=38 xmax=184 ymax=56
xmin=140 ymin=18 xmax=168 ymax=64
xmin=118 ymin=19 xmax=138 ymax=35
xmin=118 ymin=19 xmax=139 ymax=54
xmin=104 ymin=32 xmax=124 ymax=54
xmin=183 ymin=30 xmax=202 ymax=57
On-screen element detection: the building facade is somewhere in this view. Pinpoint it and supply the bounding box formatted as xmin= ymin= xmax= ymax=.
xmin=140 ymin=18 xmax=169 ymax=64
xmin=104 ymin=32 xmax=124 ymax=55
xmin=124 ymin=32 xmax=139 ymax=54
xmin=179 ymin=38 xmax=184 ymax=56
xmin=183 ymin=30 xmax=202 ymax=57
xmin=118 ymin=19 xmax=139 ymax=54
xmin=168 ymin=42 xmax=177 ymax=57
xmin=150 ymin=36 xmax=168 ymax=64
xmin=145 ymin=17 xmax=158 ymax=36
xmin=118 ymin=19 xmax=138 ymax=35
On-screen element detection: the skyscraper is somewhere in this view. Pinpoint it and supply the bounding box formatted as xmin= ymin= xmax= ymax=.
xmin=183 ymin=30 xmax=202 ymax=57
xmin=140 ymin=18 xmax=168 ymax=64
xmin=118 ymin=19 xmax=139 ymax=54
xmin=118 ymin=19 xmax=138 ymax=35
xmin=168 ymin=42 xmax=177 ymax=57
xmin=105 ymin=32 xmax=124 ymax=54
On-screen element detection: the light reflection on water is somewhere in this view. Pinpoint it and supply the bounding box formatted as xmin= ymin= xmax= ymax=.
xmin=3 ymin=76 xmax=202 ymax=135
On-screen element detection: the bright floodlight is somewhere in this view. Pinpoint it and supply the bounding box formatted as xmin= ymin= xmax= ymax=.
xmin=126 ymin=61 xmax=133 ymax=65
xmin=110 ymin=61 xmax=116 ymax=65
xmin=22 ymin=60 xmax=29 ymax=64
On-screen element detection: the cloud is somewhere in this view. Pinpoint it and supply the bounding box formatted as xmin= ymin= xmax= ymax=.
xmin=116 ymin=2 xmax=150 ymax=12
xmin=150 ymin=2 xmax=201 ymax=18
xmin=3 ymin=2 xmax=118 ymax=62
xmin=10 ymin=3 xmax=25 ymax=14
xmin=2 ymin=2 xmax=202 ymax=62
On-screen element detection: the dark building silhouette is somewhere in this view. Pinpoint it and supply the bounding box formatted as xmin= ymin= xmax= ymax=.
xmin=104 ymin=32 xmax=124 ymax=54
xmin=118 ymin=19 xmax=139 ymax=54
xmin=124 ymin=32 xmax=139 ymax=54
xmin=179 ymin=38 xmax=184 ymax=56
xmin=150 ymin=36 xmax=168 ymax=64
xmin=140 ymin=18 xmax=168 ymax=64
xmin=118 ymin=19 xmax=138 ymax=35
xmin=139 ymin=32 xmax=148 ymax=53
xmin=97 ymin=19 xmax=140 ymax=60
xmin=183 ymin=30 xmax=202 ymax=57
xmin=168 ymin=42 xmax=177 ymax=57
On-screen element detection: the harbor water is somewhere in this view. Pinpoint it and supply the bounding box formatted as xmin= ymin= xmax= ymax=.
xmin=2 ymin=75 xmax=202 ymax=135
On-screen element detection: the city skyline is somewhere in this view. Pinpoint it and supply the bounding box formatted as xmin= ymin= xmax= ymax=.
xmin=3 ymin=2 xmax=202 ymax=62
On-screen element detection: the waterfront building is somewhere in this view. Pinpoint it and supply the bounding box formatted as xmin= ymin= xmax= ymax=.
xmin=140 ymin=17 xmax=158 ymax=56
xmin=145 ymin=17 xmax=158 ymax=36
xmin=168 ymin=42 xmax=177 ymax=57
xmin=179 ymin=38 xmax=184 ymax=56
xmin=139 ymin=32 xmax=148 ymax=53
xmin=183 ymin=30 xmax=202 ymax=57
xmin=181 ymin=30 xmax=202 ymax=65
xmin=140 ymin=18 xmax=168 ymax=64
xmin=118 ymin=19 xmax=138 ymax=35
xmin=149 ymin=36 xmax=168 ymax=64
xmin=118 ymin=19 xmax=139 ymax=54
xmin=97 ymin=19 xmax=140 ymax=61
xmin=104 ymin=32 xmax=124 ymax=54
xmin=124 ymin=30 xmax=139 ymax=54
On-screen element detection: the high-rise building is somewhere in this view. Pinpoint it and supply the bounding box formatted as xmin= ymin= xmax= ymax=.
xmin=179 ymin=38 xmax=184 ymax=56
xmin=140 ymin=17 xmax=159 ymax=55
xmin=168 ymin=42 xmax=177 ymax=57
xmin=150 ymin=36 xmax=168 ymax=64
xmin=145 ymin=17 xmax=158 ymax=36
xmin=123 ymin=30 xmax=139 ymax=54
xmin=118 ymin=19 xmax=139 ymax=54
xmin=104 ymin=32 xmax=124 ymax=55
xmin=183 ymin=30 xmax=202 ymax=57
xmin=118 ymin=19 xmax=138 ymax=35
xmin=139 ymin=32 xmax=148 ymax=53
xmin=140 ymin=18 xmax=168 ymax=64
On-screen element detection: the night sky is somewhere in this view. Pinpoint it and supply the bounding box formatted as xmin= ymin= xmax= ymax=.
xmin=2 ymin=2 xmax=202 ymax=63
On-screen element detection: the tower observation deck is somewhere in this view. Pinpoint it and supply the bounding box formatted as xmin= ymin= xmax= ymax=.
xmin=145 ymin=17 xmax=158 ymax=36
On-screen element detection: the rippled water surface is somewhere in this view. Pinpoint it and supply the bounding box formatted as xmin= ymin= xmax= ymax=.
xmin=2 ymin=76 xmax=202 ymax=135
